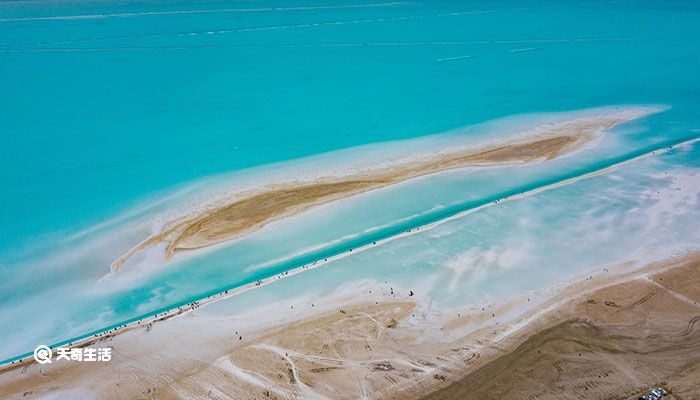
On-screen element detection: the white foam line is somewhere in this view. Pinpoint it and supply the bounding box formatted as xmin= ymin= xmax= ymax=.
xmin=0 ymin=1 xmax=619 ymax=22
xmin=0 ymin=37 xmax=656 ymax=53
xmin=436 ymin=55 xmax=473 ymax=62
xmin=233 ymin=7 xmax=529 ymax=33
xmin=0 ymin=2 xmax=406 ymax=22
xmin=509 ymin=47 xmax=541 ymax=53
xmin=279 ymin=37 xmax=656 ymax=47
xmin=1 ymin=7 xmax=533 ymax=48
xmin=1 ymin=0 xmax=643 ymax=49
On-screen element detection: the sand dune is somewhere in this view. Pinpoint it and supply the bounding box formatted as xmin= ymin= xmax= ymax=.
xmin=420 ymin=258 xmax=700 ymax=400
xmin=111 ymin=110 xmax=653 ymax=272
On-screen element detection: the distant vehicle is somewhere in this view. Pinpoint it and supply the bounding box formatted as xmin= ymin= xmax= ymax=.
xmin=638 ymin=387 xmax=668 ymax=400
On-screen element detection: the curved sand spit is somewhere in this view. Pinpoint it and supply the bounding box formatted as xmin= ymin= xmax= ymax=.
xmin=111 ymin=108 xmax=658 ymax=272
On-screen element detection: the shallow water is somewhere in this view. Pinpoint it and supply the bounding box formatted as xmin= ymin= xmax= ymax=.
xmin=1 ymin=0 xmax=699 ymax=362
xmin=201 ymin=141 xmax=700 ymax=318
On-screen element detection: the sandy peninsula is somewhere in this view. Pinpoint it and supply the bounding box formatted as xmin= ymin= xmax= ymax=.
xmin=111 ymin=108 xmax=656 ymax=272
xmin=2 ymin=251 xmax=698 ymax=399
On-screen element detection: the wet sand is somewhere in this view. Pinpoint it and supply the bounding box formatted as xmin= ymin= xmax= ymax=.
xmin=111 ymin=110 xmax=653 ymax=271
xmin=2 ymin=252 xmax=698 ymax=399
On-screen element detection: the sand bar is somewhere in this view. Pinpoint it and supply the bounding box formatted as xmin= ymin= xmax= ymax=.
xmin=111 ymin=109 xmax=656 ymax=272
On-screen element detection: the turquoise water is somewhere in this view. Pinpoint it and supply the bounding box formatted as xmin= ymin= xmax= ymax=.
xmin=1 ymin=0 xmax=699 ymax=362
xmin=200 ymin=142 xmax=700 ymax=319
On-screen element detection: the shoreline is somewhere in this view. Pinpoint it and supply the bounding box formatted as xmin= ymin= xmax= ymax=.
xmin=2 ymin=135 xmax=698 ymax=368
xmin=110 ymin=107 xmax=659 ymax=272
xmin=1 ymin=250 xmax=698 ymax=398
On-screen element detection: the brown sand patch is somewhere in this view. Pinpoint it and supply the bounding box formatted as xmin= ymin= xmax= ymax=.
xmin=650 ymin=263 xmax=700 ymax=305
xmin=419 ymin=258 xmax=700 ymax=400
xmin=168 ymin=301 xmax=432 ymax=399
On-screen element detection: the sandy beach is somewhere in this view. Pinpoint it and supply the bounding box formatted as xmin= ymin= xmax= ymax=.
xmin=111 ymin=108 xmax=655 ymax=272
xmin=3 ymin=250 xmax=698 ymax=399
